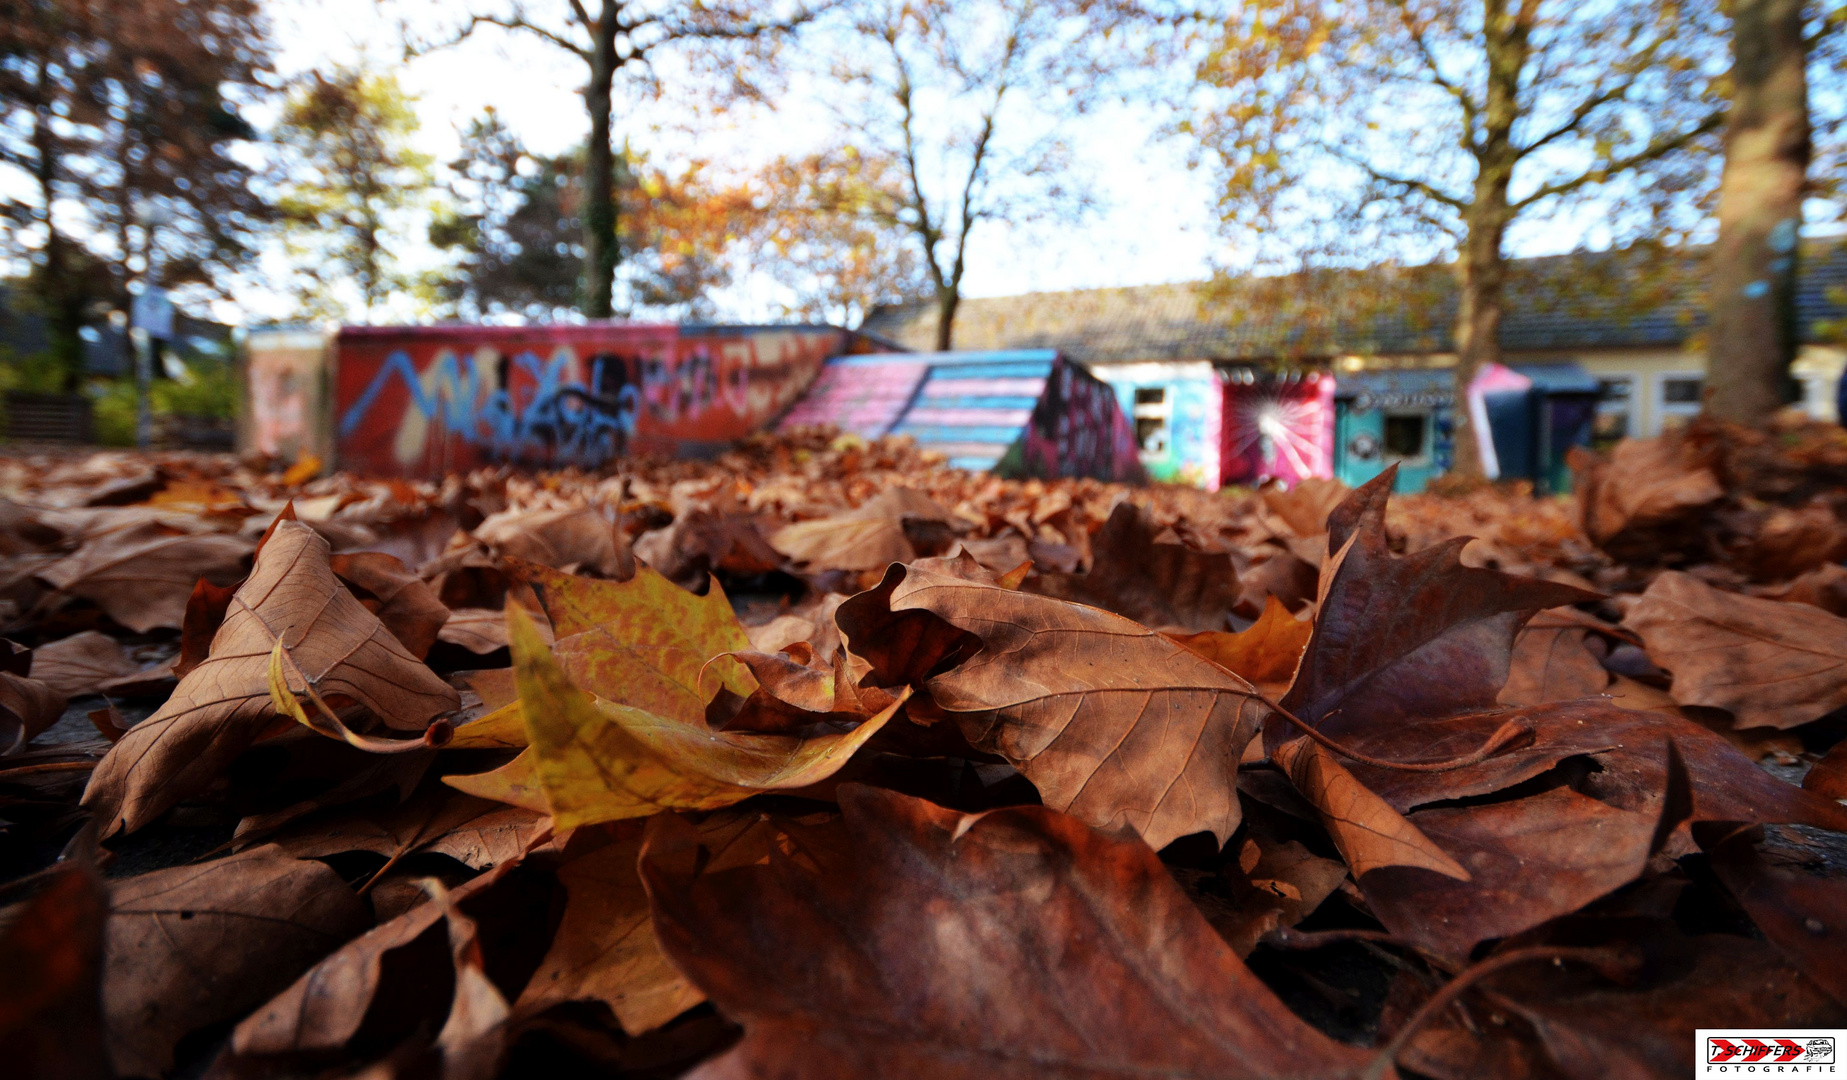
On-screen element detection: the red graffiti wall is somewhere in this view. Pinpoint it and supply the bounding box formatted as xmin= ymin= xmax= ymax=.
xmin=333 ymin=324 xmax=863 ymax=477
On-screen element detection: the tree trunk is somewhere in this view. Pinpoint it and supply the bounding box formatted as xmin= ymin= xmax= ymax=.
xmin=31 ymin=57 xmax=84 ymax=393
xmin=933 ymin=286 xmax=959 ymax=351
xmin=1706 ymin=0 xmax=1810 ymax=425
xmin=1450 ymin=211 xmax=1509 ymax=480
xmin=581 ymin=0 xmax=620 ymax=320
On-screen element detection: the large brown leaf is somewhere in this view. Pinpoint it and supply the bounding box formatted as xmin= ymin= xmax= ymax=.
xmin=474 ymin=505 xmax=630 ymax=577
xmin=103 ymin=846 xmax=371 ymax=1077
xmin=271 ymin=785 xmax=543 ymax=872
xmin=1627 ymin=569 xmax=1847 ymax=729
xmin=640 ymin=784 xmax=1371 ymax=1080
xmin=82 ymin=521 xmax=459 ymax=836
xmin=1282 ymin=469 xmax=1596 ymax=738
xmin=1026 ymin=501 xmax=1243 ymax=632
xmin=844 ymin=558 xmax=1268 ymax=849
xmin=35 ymin=520 xmax=251 ymax=632
xmin=768 ymin=487 xmax=956 ymax=571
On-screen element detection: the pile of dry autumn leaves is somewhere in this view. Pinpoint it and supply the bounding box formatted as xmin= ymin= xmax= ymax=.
xmin=2 ymin=416 xmax=1846 ymax=1080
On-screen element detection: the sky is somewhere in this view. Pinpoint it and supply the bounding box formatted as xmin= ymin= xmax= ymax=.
xmin=242 ymin=0 xmax=1228 ymax=326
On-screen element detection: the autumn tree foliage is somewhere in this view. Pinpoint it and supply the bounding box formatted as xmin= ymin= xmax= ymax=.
xmin=429 ymin=109 xmax=760 ymax=320
xmin=1191 ymin=0 xmax=1731 ymax=475
xmin=411 ymin=0 xmax=820 ymax=321
xmin=275 ymin=66 xmax=434 ymax=324
xmin=0 ymin=0 xmax=271 ymax=387
xmin=764 ymin=0 xmax=1133 ymax=349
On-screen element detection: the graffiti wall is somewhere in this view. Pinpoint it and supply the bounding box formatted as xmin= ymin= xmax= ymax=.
xmin=242 ymin=329 xmax=332 ymax=463
xmin=1221 ymin=372 xmax=1336 ymax=488
xmin=1005 ymin=356 xmax=1146 ymax=483
xmin=1092 ymin=362 xmax=1223 ymax=489
xmin=332 ymin=324 xmax=857 ymax=477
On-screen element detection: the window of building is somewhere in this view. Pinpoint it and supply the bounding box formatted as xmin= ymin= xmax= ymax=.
xmin=1382 ymin=413 xmax=1428 ymax=459
xmin=1656 ymin=372 xmax=1704 ymax=432
xmin=1136 ymin=416 xmax=1169 ymax=455
xmin=1594 ymin=376 xmax=1634 ymax=447
xmin=1130 ymin=384 xmax=1172 ymax=460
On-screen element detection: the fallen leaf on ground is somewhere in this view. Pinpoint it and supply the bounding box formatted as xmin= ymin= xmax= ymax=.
xmin=28 ymin=631 xmax=141 ymax=698
xmin=640 ymin=784 xmax=1371 ymax=1080
xmin=0 ymin=671 xmax=67 ymax=755
xmin=1167 ymin=595 xmax=1312 ymax=695
xmin=34 ymin=521 xmax=252 ymax=632
xmin=1026 ymin=501 xmax=1243 ymax=632
xmin=1272 ymin=736 xmax=1469 ymax=881
xmin=455 ymin=607 xmax=901 ymax=830
xmin=1282 ymin=469 xmax=1595 ymax=739
xmin=103 ymin=846 xmax=371 ymax=1077
xmin=843 ymin=556 xmax=1268 ymax=849
xmin=1627 ymin=570 xmax=1847 ymax=729
xmin=330 ymin=551 xmax=451 ymax=658
xmin=438 ymin=607 xmax=509 ymax=653
xmin=1498 ymin=609 xmax=1614 ymax=706
xmin=769 ymin=487 xmax=955 ymax=571
xmin=475 ymin=505 xmax=630 ymax=578
xmin=82 ymin=520 xmax=459 ymax=835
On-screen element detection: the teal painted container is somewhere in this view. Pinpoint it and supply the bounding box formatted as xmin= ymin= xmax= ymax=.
xmin=1332 ymin=370 xmax=1455 ymax=493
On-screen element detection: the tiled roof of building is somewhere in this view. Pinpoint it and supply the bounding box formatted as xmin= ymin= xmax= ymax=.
xmin=859 ymin=245 xmax=1847 ymax=363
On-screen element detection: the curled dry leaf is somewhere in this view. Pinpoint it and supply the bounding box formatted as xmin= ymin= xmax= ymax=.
xmin=639 ymin=784 xmax=1371 ymax=1080
xmin=842 ymin=558 xmax=1268 ymax=850
xmin=82 ymin=521 xmax=459 ymax=836
xmin=438 ymin=607 xmax=510 ymax=654
xmin=1167 ymin=595 xmax=1312 ymax=696
xmin=28 ymin=631 xmax=141 ymax=698
xmin=34 ymin=521 xmax=252 ymax=633
xmin=1362 ymin=785 xmax=1663 ymax=963
xmin=1571 ymin=435 xmax=1725 ymax=562
xmin=451 ymin=608 xmax=902 ymax=829
xmin=1271 ymin=736 xmax=1468 ymax=881
xmin=329 ymin=551 xmax=452 ymax=658
xmin=1498 ymin=609 xmax=1615 ymax=707
xmin=1282 ymin=468 xmax=1596 ymax=741
xmin=769 ymin=487 xmax=955 ymax=571
xmin=1627 ymin=570 xmax=1847 ymax=729
xmin=0 ymin=862 xmax=111 ymax=1080
xmin=0 ymin=671 xmax=67 ymax=755
xmin=229 ymin=858 xmax=522 ymax=1068
xmin=1804 ymin=739 xmax=1847 ymax=803
xmin=1026 ymin=501 xmax=1243 ymax=632
xmin=103 ymin=846 xmax=371 ymax=1078
xmin=474 ymin=505 xmax=630 ymax=578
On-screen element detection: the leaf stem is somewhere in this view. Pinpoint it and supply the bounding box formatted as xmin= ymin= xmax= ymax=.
xmin=1257 ymin=690 xmax=1531 ymax=773
xmin=1360 ymin=945 xmax=1636 ymax=1080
